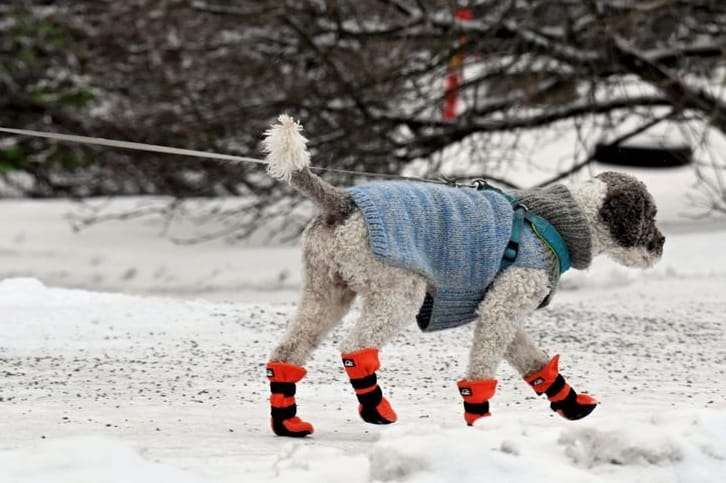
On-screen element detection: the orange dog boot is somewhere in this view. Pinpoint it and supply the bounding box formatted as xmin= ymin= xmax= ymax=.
xmin=457 ymin=379 xmax=497 ymax=426
xmin=266 ymin=362 xmax=314 ymax=437
xmin=524 ymin=355 xmax=598 ymax=420
xmin=341 ymin=348 xmax=397 ymax=424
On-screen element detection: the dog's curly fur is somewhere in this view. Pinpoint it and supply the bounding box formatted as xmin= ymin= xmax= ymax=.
xmin=264 ymin=115 xmax=665 ymax=418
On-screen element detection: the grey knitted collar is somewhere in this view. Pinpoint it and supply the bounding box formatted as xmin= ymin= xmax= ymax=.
xmin=514 ymin=184 xmax=593 ymax=270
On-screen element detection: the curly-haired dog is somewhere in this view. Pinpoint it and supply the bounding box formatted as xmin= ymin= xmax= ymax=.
xmin=262 ymin=115 xmax=665 ymax=437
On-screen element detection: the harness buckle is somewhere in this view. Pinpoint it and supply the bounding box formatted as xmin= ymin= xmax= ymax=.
xmin=470 ymin=179 xmax=491 ymax=190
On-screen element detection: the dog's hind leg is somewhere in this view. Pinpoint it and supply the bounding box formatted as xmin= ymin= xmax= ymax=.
xmin=267 ymin=223 xmax=356 ymax=437
xmin=458 ymin=267 xmax=550 ymax=425
xmin=503 ymin=327 xmax=549 ymax=376
xmin=505 ymin=327 xmax=598 ymax=421
xmin=339 ymin=273 xmax=427 ymax=425
xmin=269 ymin=278 xmax=355 ymax=367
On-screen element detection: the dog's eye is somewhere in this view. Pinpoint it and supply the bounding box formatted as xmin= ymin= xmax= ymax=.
xmin=645 ymin=203 xmax=657 ymax=221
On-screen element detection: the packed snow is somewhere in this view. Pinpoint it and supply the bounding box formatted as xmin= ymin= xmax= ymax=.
xmin=2 ymin=167 xmax=726 ymax=482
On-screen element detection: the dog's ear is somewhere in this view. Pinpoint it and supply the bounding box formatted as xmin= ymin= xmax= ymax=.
xmin=596 ymin=172 xmax=655 ymax=248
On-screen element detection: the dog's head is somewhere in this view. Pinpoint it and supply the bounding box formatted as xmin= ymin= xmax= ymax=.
xmin=591 ymin=171 xmax=665 ymax=268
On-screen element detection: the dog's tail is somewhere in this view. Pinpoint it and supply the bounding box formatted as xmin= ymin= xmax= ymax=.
xmin=262 ymin=114 xmax=355 ymax=224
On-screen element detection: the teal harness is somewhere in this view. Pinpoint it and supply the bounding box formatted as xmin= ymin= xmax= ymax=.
xmin=469 ymin=180 xmax=571 ymax=276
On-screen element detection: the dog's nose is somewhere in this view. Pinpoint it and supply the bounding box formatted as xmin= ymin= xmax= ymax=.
xmin=648 ymin=231 xmax=665 ymax=254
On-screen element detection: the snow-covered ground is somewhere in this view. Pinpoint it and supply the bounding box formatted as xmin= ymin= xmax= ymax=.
xmin=0 ymin=199 xmax=303 ymax=305
xmin=2 ymin=168 xmax=726 ymax=482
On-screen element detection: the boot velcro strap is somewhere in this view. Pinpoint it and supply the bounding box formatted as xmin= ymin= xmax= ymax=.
xmin=550 ymin=388 xmax=577 ymax=411
xmin=356 ymin=385 xmax=383 ymax=407
xmin=463 ymin=401 xmax=490 ymax=415
xmin=271 ymin=404 xmax=297 ymax=420
xmin=544 ymin=375 xmax=566 ymax=398
xmin=270 ymin=382 xmax=296 ymax=397
xmin=350 ymin=373 xmax=377 ymax=390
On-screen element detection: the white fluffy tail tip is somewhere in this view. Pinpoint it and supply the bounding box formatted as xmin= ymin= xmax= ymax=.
xmin=262 ymin=114 xmax=311 ymax=182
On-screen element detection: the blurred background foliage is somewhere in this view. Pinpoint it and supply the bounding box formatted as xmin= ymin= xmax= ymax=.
xmin=1 ymin=1 xmax=725 ymax=236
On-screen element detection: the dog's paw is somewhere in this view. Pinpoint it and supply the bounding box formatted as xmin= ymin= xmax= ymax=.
xmin=457 ymin=378 xmax=497 ymax=426
xmin=463 ymin=411 xmax=491 ymax=427
xmin=358 ymin=394 xmax=398 ymax=425
xmin=551 ymin=393 xmax=598 ymax=421
xmin=271 ymin=416 xmax=314 ymax=437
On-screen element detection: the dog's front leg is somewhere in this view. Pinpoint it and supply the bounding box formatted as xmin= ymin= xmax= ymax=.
xmin=458 ymin=267 xmax=550 ymax=426
xmin=505 ymin=327 xmax=599 ymax=421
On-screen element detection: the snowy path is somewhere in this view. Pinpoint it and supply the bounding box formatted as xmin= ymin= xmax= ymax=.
xmin=2 ymin=235 xmax=726 ymax=482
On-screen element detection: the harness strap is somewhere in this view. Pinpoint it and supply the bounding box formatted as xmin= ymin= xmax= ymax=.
xmin=471 ymin=180 xmax=571 ymax=275
xmin=499 ymin=206 xmax=525 ymax=271
xmin=525 ymin=212 xmax=571 ymax=274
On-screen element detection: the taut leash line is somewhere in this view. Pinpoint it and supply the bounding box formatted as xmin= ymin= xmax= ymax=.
xmin=0 ymin=126 xmax=267 ymax=165
xmin=0 ymin=126 xmax=447 ymax=185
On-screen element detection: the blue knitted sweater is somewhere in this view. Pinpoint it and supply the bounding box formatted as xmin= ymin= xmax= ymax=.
xmin=347 ymin=181 xmax=549 ymax=331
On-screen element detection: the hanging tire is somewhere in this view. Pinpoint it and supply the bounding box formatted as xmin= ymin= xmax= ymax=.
xmin=593 ymin=143 xmax=692 ymax=168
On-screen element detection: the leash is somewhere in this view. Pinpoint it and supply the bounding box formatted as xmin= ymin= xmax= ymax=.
xmin=0 ymin=126 xmax=449 ymax=186
xmin=0 ymin=126 xmax=266 ymax=166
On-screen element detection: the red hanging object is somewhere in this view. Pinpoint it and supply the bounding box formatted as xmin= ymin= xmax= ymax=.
xmin=442 ymin=7 xmax=473 ymax=120
xmin=455 ymin=6 xmax=474 ymax=21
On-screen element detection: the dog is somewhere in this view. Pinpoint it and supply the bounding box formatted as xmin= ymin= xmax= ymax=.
xmin=262 ymin=115 xmax=665 ymax=437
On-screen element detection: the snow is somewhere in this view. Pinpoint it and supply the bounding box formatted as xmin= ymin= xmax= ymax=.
xmin=1 ymin=268 xmax=725 ymax=483
xmin=0 ymin=199 xmax=302 ymax=304
xmin=2 ymin=168 xmax=726 ymax=482
xmin=0 ymin=437 xmax=203 ymax=483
